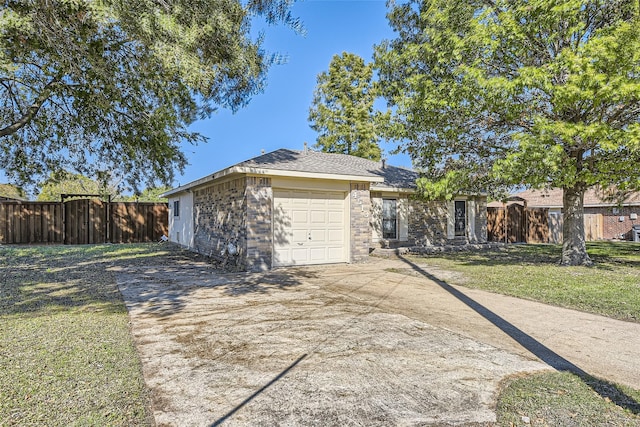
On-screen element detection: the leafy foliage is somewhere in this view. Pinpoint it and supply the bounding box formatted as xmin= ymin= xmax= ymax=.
xmin=376 ymin=0 xmax=640 ymax=196
xmin=0 ymin=0 xmax=299 ymax=191
xmin=375 ymin=0 xmax=640 ymax=264
xmin=309 ymin=52 xmax=383 ymax=160
xmin=121 ymin=186 xmax=172 ymax=202
xmin=36 ymin=171 xmax=120 ymax=201
xmin=0 ymin=182 xmax=25 ymax=199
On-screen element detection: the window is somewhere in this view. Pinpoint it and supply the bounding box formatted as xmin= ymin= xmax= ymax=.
xmin=382 ymin=199 xmax=397 ymax=239
xmin=454 ymin=200 xmax=466 ymax=237
xmin=173 ymin=200 xmax=180 ymax=217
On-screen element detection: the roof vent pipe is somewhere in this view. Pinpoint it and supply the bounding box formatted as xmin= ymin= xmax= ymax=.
xmin=303 ymin=141 xmax=308 ymax=154
xmin=382 ymin=159 xmax=386 ymax=169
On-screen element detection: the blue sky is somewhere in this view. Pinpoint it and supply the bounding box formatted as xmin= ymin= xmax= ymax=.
xmin=178 ymin=0 xmax=411 ymax=186
xmin=1 ymin=0 xmax=411 ymax=191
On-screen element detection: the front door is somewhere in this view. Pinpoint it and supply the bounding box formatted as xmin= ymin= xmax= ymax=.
xmin=382 ymin=199 xmax=397 ymax=239
xmin=454 ymin=200 xmax=466 ymax=237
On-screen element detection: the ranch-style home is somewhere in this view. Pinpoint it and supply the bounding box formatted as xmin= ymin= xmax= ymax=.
xmin=163 ymin=148 xmax=487 ymax=271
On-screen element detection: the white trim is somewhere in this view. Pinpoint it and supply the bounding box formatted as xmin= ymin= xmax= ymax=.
xmin=163 ymin=167 xmax=384 ymax=197
xmin=371 ymin=185 xmax=416 ymax=193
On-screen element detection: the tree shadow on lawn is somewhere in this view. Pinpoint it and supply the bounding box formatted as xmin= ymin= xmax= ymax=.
xmin=0 ymin=245 xmax=139 ymax=316
xmin=398 ymin=255 xmax=640 ymax=415
xmin=421 ymin=242 xmax=640 ymax=269
xmin=0 ymin=243 xmax=316 ymax=317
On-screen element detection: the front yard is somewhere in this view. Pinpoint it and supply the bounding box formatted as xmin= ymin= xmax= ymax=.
xmin=1 ymin=242 xmax=639 ymax=425
xmin=0 ymin=245 xmax=173 ymax=425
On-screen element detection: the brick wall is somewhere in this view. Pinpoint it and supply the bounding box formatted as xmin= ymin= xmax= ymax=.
xmin=193 ymin=177 xmax=248 ymax=269
xmin=350 ymin=182 xmax=371 ymax=262
xmin=408 ymin=198 xmax=449 ymax=246
xmin=473 ymin=197 xmax=488 ymax=243
xmin=409 ymin=196 xmax=488 ymax=245
xmin=585 ymin=206 xmax=640 ymax=240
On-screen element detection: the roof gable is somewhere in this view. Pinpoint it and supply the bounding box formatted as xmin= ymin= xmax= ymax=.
xmin=164 ymin=149 xmax=419 ymax=197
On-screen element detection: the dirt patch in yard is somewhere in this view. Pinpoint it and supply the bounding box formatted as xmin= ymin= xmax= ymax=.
xmin=115 ymin=260 xmax=548 ymax=426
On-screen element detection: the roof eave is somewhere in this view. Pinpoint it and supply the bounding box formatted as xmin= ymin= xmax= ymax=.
xmin=161 ymin=166 xmax=385 ymax=197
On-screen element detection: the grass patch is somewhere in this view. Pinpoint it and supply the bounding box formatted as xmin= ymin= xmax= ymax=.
xmin=405 ymin=242 xmax=640 ymax=322
xmin=497 ymin=371 xmax=640 ymax=426
xmin=0 ymin=243 xmax=178 ymax=426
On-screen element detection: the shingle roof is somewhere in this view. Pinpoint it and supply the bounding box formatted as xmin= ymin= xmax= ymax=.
xmin=163 ymin=148 xmax=419 ymax=197
xmin=488 ymin=187 xmax=640 ymax=208
xmin=238 ymin=149 xmax=418 ymax=188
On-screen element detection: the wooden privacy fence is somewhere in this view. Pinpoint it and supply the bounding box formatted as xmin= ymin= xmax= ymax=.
xmin=487 ymin=205 xmax=550 ymax=243
xmin=0 ymin=199 xmax=168 ymax=245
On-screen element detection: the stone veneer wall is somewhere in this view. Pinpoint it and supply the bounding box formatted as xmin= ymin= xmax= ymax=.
xmin=408 ymin=198 xmax=449 ymax=246
xmin=192 ymin=177 xmax=248 ymax=269
xmin=350 ymin=182 xmax=371 ymax=262
xmin=473 ymin=197 xmax=488 ymax=243
xmin=245 ymin=177 xmax=273 ymax=271
xmin=408 ymin=196 xmax=488 ymax=245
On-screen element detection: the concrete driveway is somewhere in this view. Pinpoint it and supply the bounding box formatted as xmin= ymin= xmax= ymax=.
xmin=115 ymin=256 xmax=639 ymax=426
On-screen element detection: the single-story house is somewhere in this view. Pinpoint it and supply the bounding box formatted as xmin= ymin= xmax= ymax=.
xmin=488 ymin=188 xmax=640 ymax=242
xmin=163 ymin=149 xmax=487 ymax=270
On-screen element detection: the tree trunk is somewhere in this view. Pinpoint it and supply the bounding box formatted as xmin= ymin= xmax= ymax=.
xmin=561 ymin=186 xmax=593 ymax=266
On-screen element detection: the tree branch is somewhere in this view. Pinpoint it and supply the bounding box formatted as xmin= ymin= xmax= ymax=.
xmin=0 ymin=76 xmax=61 ymax=138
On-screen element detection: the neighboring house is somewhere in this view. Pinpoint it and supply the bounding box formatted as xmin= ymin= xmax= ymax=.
xmin=488 ymin=188 xmax=640 ymax=242
xmin=163 ymin=149 xmax=487 ymax=270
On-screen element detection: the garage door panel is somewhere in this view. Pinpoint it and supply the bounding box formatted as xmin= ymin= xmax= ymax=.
xmin=291 ymin=229 xmax=308 ymax=243
xmin=292 ymin=210 xmax=308 ymax=223
xmin=273 ymin=189 xmax=347 ymax=267
xmin=309 ymin=247 xmax=327 ymax=261
xmin=327 ymin=247 xmax=344 ymax=261
xmin=328 ymin=229 xmax=343 ymax=242
xmin=310 ymin=210 xmax=326 ymax=223
xmin=291 ymin=247 xmax=309 ymax=262
xmin=309 ymin=229 xmax=326 ymax=242
xmin=328 ymin=211 xmax=343 ymax=224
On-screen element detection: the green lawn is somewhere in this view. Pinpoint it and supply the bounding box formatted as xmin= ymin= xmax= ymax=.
xmin=0 ymin=244 xmax=174 ymax=426
xmin=497 ymin=371 xmax=640 ymax=426
xmin=407 ymin=242 xmax=640 ymax=322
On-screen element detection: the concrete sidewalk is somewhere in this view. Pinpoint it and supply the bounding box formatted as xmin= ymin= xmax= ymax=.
xmin=305 ymin=257 xmax=640 ymax=390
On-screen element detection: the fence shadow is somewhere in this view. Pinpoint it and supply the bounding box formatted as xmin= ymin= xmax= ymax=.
xmin=397 ymin=255 xmax=640 ymax=414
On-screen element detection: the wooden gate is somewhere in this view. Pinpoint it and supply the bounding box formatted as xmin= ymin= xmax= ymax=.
xmin=487 ymin=204 xmax=526 ymax=243
xmin=584 ymin=213 xmax=603 ymax=241
xmin=63 ymin=199 xmax=108 ymax=244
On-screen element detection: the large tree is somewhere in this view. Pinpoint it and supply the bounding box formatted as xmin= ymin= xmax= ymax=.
xmin=309 ymin=52 xmax=382 ymax=160
xmin=375 ymin=0 xmax=640 ymax=265
xmin=0 ymin=183 xmax=24 ymax=199
xmin=36 ymin=171 xmax=120 ymax=201
xmin=1 ymin=0 xmax=298 ymax=191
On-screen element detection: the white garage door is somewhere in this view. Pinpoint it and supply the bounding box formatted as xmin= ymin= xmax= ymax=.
xmin=273 ymin=189 xmax=347 ymax=267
